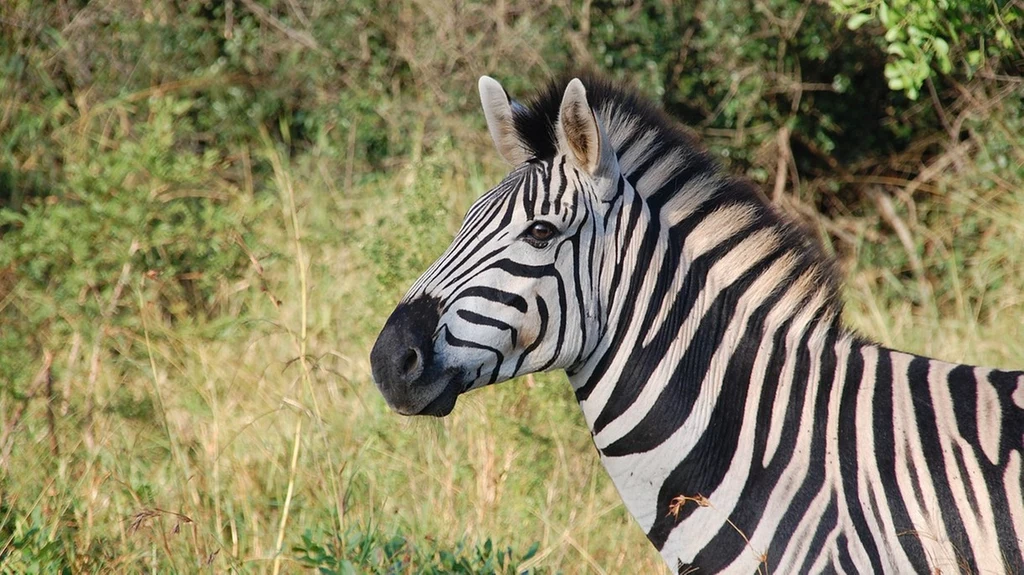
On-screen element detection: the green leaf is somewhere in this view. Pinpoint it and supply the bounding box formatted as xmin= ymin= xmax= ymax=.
xmin=887 ymin=42 xmax=908 ymax=57
xmin=996 ymin=28 xmax=1013 ymax=49
xmin=847 ymin=13 xmax=873 ymax=30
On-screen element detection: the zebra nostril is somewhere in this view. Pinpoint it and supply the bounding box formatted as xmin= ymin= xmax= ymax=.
xmin=400 ymin=347 xmax=422 ymax=380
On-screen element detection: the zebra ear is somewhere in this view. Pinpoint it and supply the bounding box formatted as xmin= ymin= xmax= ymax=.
xmin=557 ymin=78 xmax=613 ymax=176
xmin=478 ymin=76 xmax=532 ymax=165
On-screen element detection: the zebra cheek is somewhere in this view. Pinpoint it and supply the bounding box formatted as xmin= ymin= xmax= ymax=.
xmin=516 ymin=321 xmax=539 ymax=350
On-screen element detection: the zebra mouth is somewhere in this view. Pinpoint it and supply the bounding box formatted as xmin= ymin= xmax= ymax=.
xmin=415 ymin=380 xmax=461 ymax=416
xmin=404 ymin=371 xmax=463 ymax=417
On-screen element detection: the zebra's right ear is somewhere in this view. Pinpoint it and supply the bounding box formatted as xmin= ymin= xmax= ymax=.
xmin=478 ymin=76 xmax=532 ymax=165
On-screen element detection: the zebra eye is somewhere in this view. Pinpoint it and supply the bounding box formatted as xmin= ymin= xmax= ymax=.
xmin=524 ymin=221 xmax=558 ymax=246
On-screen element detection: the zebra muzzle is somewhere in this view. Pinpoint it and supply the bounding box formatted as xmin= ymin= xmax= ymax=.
xmin=370 ymin=296 xmax=458 ymax=416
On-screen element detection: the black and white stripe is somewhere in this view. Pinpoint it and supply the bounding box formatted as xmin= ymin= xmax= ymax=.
xmin=370 ymin=74 xmax=1024 ymax=573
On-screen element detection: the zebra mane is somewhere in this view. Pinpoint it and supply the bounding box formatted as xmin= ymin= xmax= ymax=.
xmin=510 ymin=73 xmax=698 ymax=174
xmin=511 ymin=74 xmax=846 ymax=320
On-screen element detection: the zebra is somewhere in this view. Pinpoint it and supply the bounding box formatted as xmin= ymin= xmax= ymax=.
xmin=369 ymin=74 xmax=1024 ymax=573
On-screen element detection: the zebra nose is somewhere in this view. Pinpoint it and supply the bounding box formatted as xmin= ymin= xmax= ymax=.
xmin=370 ymin=296 xmax=441 ymax=387
xmin=398 ymin=346 xmax=424 ymax=381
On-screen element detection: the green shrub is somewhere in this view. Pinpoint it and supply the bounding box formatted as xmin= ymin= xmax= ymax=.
xmin=0 ymin=507 xmax=74 ymax=575
xmin=293 ymin=526 xmax=543 ymax=575
xmin=0 ymin=93 xmax=262 ymax=386
xmin=832 ymin=0 xmax=1023 ymax=99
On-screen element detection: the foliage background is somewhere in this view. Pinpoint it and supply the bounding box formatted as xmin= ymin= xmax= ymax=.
xmin=0 ymin=0 xmax=1021 ymax=572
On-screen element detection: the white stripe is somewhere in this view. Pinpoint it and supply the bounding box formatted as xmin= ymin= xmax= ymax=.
xmin=827 ymin=336 xmax=878 ymax=573
xmin=616 ymin=127 xmax=659 ymax=174
xmin=1012 ymin=374 xmax=1024 ymax=409
xmin=974 ymin=367 xmax=1002 ymax=466
xmin=636 ymin=150 xmax=687 ymax=195
xmin=660 ymin=174 xmax=721 ymax=227
xmin=681 ymin=204 xmax=758 ymax=260
xmin=576 ymin=238 xmax=665 ymax=425
xmin=743 ymin=321 xmax=829 ymax=569
xmin=783 ymin=505 xmax=839 ymax=573
xmin=1003 ymin=452 xmax=1024 ymax=570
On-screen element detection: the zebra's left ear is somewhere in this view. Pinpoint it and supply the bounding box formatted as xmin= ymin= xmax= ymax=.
xmin=557 ymin=78 xmax=615 ymax=177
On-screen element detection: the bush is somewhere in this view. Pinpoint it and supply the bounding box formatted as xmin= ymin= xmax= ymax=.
xmin=0 ymin=506 xmax=75 ymax=575
xmin=294 ymin=527 xmax=544 ymax=575
xmin=831 ymin=0 xmax=1023 ymax=99
xmin=0 ymin=90 xmax=264 ymax=387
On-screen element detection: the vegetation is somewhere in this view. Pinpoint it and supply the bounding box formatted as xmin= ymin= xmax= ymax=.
xmin=0 ymin=0 xmax=1021 ymax=573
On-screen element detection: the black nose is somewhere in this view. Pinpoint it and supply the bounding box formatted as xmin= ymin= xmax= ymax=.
xmin=371 ymin=296 xmax=441 ymax=387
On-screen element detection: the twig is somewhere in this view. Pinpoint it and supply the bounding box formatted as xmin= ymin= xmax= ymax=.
xmin=344 ymin=119 xmax=357 ymax=196
xmin=44 ymin=350 xmax=59 ymax=458
xmin=926 ymin=76 xmax=954 ymax=139
xmin=61 ymin=331 xmax=81 ymax=416
xmin=773 ymin=125 xmax=792 ymax=202
xmin=224 ymin=0 xmax=233 ymax=39
xmin=764 ymin=82 xmax=835 ymax=96
xmin=838 ymin=175 xmax=940 ymax=195
xmin=83 ymin=240 xmax=139 ymax=451
xmin=271 ymin=418 xmax=302 ymax=575
xmin=780 ymin=194 xmax=859 ymax=247
xmin=668 ymin=493 xmax=770 ymax=574
xmin=990 ymin=1 xmax=1024 ymax=60
xmin=283 ymin=0 xmax=311 ymax=29
xmin=925 ymin=77 xmax=965 ymax=174
xmin=865 ymin=186 xmax=931 ymax=305
xmin=237 ymin=0 xmax=322 ymax=53
xmin=904 ymin=140 xmax=974 ymax=197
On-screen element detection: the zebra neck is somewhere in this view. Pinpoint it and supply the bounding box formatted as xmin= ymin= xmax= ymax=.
xmin=571 ymin=210 xmax=845 ymax=440
xmin=568 ymin=268 xmax=852 ymax=550
xmin=573 ymin=295 xmax=848 ymax=458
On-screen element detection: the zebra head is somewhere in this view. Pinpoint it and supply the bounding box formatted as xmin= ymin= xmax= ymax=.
xmin=371 ymin=77 xmax=627 ymax=416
